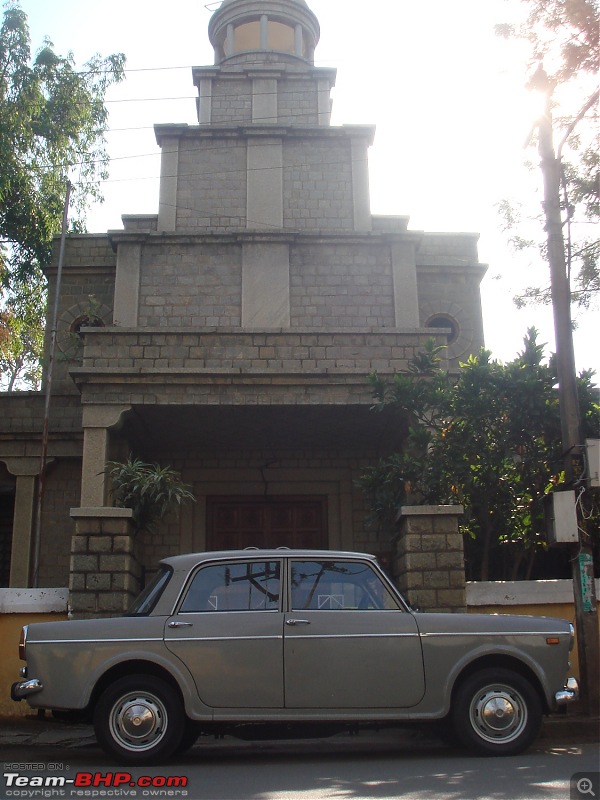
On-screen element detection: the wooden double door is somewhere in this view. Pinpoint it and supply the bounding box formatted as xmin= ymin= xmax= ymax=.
xmin=207 ymin=497 xmax=327 ymax=551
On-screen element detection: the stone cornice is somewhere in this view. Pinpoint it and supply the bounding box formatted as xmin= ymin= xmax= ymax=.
xmin=192 ymin=65 xmax=337 ymax=84
xmin=106 ymin=228 xmax=424 ymax=249
xmin=154 ymin=122 xmax=376 ymax=146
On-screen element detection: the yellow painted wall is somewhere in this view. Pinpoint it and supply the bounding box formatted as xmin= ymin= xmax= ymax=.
xmin=0 ymin=612 xmax=68 ymax=718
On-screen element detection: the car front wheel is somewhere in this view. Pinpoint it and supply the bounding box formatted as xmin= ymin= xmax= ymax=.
xmin=94 ymin=675 xmax=184 ymax=765
xmin=451 ymin=668 xmax=542 ymax=756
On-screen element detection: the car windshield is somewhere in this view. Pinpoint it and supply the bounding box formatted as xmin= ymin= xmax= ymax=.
xmin=127 ymin=566 xmax=172 ymax=615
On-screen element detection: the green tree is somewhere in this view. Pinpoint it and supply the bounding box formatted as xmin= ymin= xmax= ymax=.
xmin=0 ymin=1 xmax=125 ymax=388
xmin=360 ymin=332 xmax=600 ymax=581
xmin=496 ymin=0 xmax=599 ymax=310
xmin=0 ymin=265 xmax=44 ymax=390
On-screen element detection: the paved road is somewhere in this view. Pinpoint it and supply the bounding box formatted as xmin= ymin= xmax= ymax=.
xmin=2 ymin=727 xmax=599 ymax=800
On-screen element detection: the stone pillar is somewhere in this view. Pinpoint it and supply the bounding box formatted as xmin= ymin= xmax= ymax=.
xmin=197 ymin=77 xmax=212 ymax=124
xmin=351 ymin=138 xmax=372 ymax=232
xmin=242 ymin=241 xmax=290 ymax=327
xmin=317 ymin=78 xmax=332 ymax=126
xmin=80 ymin=404 xmax=130 ymax=508
xmin=247 ymin=138 xmax=283 ymax=229
xmin=69 ymin=508 xmax=140 ymax=619
xmin=113 ymin=241 xmax=142 ymax=327
xmin=294 ymin=24 xmax=303 ymax=57
xmin=3 ymin=457 xmax=41 ymax=587
xmin=394 ymin=505 xmax=466 ymax=612
xmin=391 ymin=239 xmax=420 ymax=327
xmin=157 ymin=136 xmax=179 ymax=232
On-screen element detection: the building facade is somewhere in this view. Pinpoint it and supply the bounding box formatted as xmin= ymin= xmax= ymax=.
xmin=0 ymin=0 xmax=486 ymax=591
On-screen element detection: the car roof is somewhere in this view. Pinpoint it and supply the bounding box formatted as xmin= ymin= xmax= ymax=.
xmin=160 ymin=549 xmax=378 ymax=570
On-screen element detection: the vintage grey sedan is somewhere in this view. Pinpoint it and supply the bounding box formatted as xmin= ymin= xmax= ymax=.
xmin=12 ymin=549 xmax=578 ymax=764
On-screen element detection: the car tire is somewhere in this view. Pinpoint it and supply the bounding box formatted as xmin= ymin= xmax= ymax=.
xmin=94 ymin=675 xmax=184 ymax=765
xmin=174 ymin=720 xmax=200 ymax=755
xmin=451 ymin=668 xmax=542 ymax=756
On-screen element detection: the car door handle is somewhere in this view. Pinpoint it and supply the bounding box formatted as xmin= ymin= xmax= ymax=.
xmin=168 ymin=621 xmax=193 ymax=628
xmin=286 ymin=618 xmax=310 ymax=626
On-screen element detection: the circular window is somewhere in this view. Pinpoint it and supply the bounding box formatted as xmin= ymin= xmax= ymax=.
xmin=426 ymin=314 xmax=460 ymax=344
xmin=70 ymin=314 xmax=104 ymax=337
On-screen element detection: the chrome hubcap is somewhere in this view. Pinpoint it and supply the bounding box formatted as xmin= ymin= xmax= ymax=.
xmin=469 ymin=684 xmax=527 ymax=743
xmin=110 ymin=693 xmax=167 ymax=752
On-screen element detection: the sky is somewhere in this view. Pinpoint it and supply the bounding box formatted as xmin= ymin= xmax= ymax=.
xmin=18 ymin=0 xmax=599 ymax=375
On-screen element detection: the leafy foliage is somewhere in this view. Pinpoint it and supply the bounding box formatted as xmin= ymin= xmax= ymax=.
xmin=495 ymin=0 xmax=599 ymax=310
xmin=0 ymin=264 xmax=45 ymax=389
xmin=359 ymin=331 xmax=600 ymax=581
xmin=0 ymin=1 xmax=125 ymax=389
xmin=105 ymin=457 xmax=195 ymax=534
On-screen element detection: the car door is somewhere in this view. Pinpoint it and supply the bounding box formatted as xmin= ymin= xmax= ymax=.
xmin=284 ymin=558 xmax=425 ymax=709
xmin=164 ymin=558 xmax=284 ymax=708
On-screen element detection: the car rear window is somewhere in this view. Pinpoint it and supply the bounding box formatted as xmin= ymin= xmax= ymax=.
xmin=127 ymin=565 xmax=173 ymax=615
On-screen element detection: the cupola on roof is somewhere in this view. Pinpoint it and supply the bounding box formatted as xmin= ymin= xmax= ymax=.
xmin=208 ymin=0 xmax=320 ymax=66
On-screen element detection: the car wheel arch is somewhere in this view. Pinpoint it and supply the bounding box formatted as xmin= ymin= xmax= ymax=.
xmin=88 ymin=659 xmax=186 ymax=715
xmin=451 ymin=654 xmax=548 ymax=713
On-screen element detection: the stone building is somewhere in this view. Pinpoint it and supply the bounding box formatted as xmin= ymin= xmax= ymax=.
xmin=0 ymin=0 xmax=486 ymax=601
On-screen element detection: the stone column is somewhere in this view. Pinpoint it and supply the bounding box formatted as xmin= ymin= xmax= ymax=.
xmin=317 ymin=79 xmax=332 ymax=126
xmin=390 ymin=239 xmax=420 ymax=327
xmin=351 ymin=138 xmax=372 ymax=232
xmin=394 ymin=505 xmax=466 ymax=612
xmin=241 ymin=241 xmax=290 ymax=327
xmin=3 ymin=457 xmax=41 ymax=587
xmin=80 ymin=405 xmax=130 ymax=508
xmin=247 ymin=138 xmax=283 ymax=229
xmin=157 ymin=136 xmax=179 ymax=232
xmin=197 ymin=77 xmax=213 ymax=124
xmin=69 ymin=508 xmax=140 ymax=618
xmin=113 ymin=241 xmax=142 ymax=327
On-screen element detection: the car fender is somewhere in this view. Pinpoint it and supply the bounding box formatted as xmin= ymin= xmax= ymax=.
xmin=435 ymin=642 xmax=552 ymax=716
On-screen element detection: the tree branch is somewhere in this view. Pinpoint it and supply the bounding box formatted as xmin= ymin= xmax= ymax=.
xmin=557 ymin=88 xmax=600 ymax=160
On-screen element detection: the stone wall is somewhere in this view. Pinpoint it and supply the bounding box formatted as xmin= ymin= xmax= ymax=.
xmin=282 ymin=139 xmax=354 ymax=230
xmin=290 ymin=243 xmax=395 ymax=327
xmin=76 ymin=328 xmax=443 ymax=378
xmin=278 ymin=79 xmax=319 ymax=125
xmin=211 ymin=79 xmax=252 ymax=125
xmin=177 ymin=139 xmax=248 ymax=231
xmin=138 ymin=242 xmax=242 ymax=327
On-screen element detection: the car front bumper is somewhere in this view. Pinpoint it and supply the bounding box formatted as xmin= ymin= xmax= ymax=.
xmin=11 ymin=679 xmax=43 ymax=701
xmin=555 ymin=677 xmax=579 ymax=705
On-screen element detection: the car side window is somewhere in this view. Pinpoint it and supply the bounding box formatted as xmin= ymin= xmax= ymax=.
xmin=290 ymin=560 xmax=400 ymax=611
xmin=180 ymin=561 xmax=280 ymax=612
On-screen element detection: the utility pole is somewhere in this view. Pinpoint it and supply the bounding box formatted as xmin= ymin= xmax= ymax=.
xmin=31 ymin=181 xmax=72 ymax=588
xmin=532 ymin=66 xmax=599 ymax=715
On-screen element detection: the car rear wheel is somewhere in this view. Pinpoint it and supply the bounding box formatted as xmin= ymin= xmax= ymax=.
xmin=94 ymin=675 xmax=184 ymax=765
xmin=451 ymin=668 xmax=542 ymax=756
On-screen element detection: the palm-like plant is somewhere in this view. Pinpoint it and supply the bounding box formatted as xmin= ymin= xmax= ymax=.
xmin=104 ymin=457 xmax=195 ymax=534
